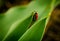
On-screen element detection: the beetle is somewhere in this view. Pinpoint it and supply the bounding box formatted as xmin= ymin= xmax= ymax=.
xmin=29 ymin=11 xmax=38 ymax=27
xmin=33 ymin=12 xmax=38 ymax=21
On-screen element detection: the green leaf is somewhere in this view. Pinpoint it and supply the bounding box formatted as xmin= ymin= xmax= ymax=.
xmin=0 ymin=6 xmax=33 ymax=41
xmin=0 ymin=0 xmax=59 ymax=41
xmin=18 ymin=18 xmax=46 ymax=41
xmin=2 ymin=13 xmax=33 ymax=41
xmin=27 ymin=0 xmax=53 ymax=19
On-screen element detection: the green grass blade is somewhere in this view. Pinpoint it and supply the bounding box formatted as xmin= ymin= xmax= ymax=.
xmin=2 ymin=13 xmax=33 ymax=41
xmin=0 ymin=6 xmax=32 ymax=41
xmin=18 ymin=18 xmax=46 ymax=41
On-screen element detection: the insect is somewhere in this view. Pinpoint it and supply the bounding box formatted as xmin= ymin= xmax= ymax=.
xmin=29 ymin=11 xmax=38 ymax=28
xmin=33 ymin=12 xmax=38 ymax=21
xmin=42 ymin=4 xmax=60 ymax=41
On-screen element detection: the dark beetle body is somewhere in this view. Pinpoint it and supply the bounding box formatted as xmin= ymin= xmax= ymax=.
xmin=29 ymin=12 xmax=38 ymax=27
xmin=33 ymin=12 xmax=38 ymax=21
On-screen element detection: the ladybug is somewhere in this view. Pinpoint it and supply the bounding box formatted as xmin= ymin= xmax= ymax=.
xmin=33 ymin=12 xmax=38 ymax=21
xmin=29 ymin=12 xmax=38 ymax=27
